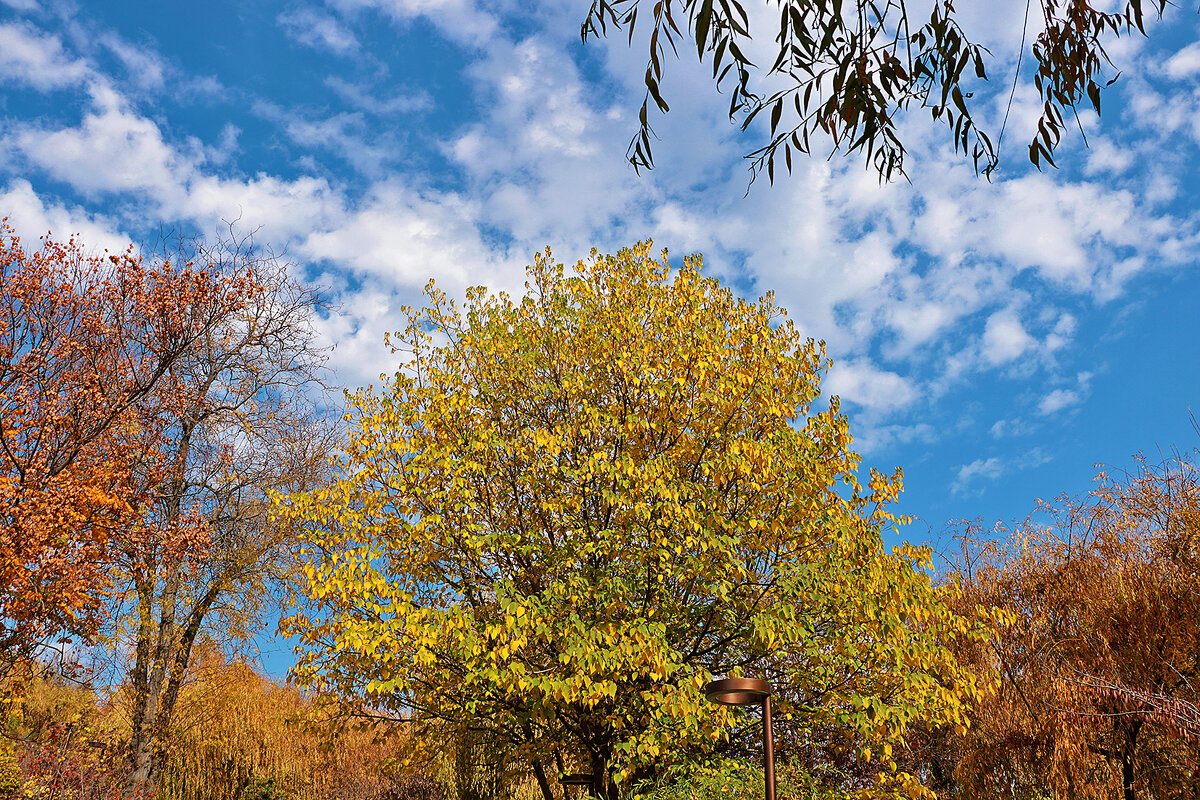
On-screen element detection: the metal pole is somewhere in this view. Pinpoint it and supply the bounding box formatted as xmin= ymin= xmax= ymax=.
xmin=762 ymin=694 xmax=776 ymax=800
xmin=703 ymin=677 xmax=776 ymax=800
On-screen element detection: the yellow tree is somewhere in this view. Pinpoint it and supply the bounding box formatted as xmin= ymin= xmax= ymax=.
xmin=284 ymin=244 xmax=986 ymax=800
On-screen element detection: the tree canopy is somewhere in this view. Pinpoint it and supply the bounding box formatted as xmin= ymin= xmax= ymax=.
xmin=0 ymin=223 xmax=231 ymax=665
xmin=284 ymin=243 xmax=989 ymax=800
xmin=581 ymin=0 xmax=1166 ymax=182
xmin=941 ymin=451 xmax=1200 ymax=800
xmin=108 ymin=234 xmax=335 ymax=792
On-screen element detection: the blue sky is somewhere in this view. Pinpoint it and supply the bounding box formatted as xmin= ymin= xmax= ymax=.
xmin=2 ymin=1 xmax=1198 ymax=591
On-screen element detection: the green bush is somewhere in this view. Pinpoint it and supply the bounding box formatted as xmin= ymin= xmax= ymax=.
xmin=633 ymin=758 xmax=853 ymax=800
xmin=634 ymin=758 xmax=761 ymax=800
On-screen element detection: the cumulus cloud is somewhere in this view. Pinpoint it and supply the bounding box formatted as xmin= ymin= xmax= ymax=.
xmin=10 ymin=84 xmax=183 ymax=198
xmin=1038 ymin=389 xmax=1080 ymax=415
xmin=982 ymin=308 xmax=1036 ymax=365
xmin=1036 ymin=371 xmax=1094 ymax=417
xmin=0 ymin=178 xmax=133 ymax=254
xmin=297 ymin=181 xmax=522 ymax=292
xmin=826 ymin=360 xmax=918 ymax=413
xmin=0 ymin=22 xmax=89 ymax=90
xmin=1166 ymin=42 xmax=1200 ymax=81
xmin=1037 ymin=371 xmax=1093 ymax=416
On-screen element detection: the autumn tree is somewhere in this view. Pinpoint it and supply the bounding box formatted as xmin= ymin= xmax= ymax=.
xmin=284 ymin=243 xmax=987 ymax=800
xmin=0 ymin=223 xmax=232 ymax=668
xmin=946 ymin=452 xmax=1200 ymax=800
xmin=581 ymin=0 xmax=1167 ymax=182
xmin=95 ymin=233 xmax=336 ymax=791
xmin=156 ymin=639 xmax=417 ymax=800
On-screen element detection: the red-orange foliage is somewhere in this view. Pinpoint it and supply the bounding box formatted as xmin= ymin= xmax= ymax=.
xmin=949 ymin=452 xmax=1200 ymax=800
xmin=0 ymin=222 xmax=235 ymax=658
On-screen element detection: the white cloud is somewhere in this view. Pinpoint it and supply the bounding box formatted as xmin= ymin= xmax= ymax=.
xmin=1166 ymin=42 xmax=1200 ymax=81
xmin=330 ymin=0 xmax=498 ymax=47
xmin=1043 ymin=313 xmax=1076 ymax=353
xmin=851 ymin=422 xmax=936 ymax=456
xmin=4 ymin=82 xmax=346 ymax=243
xmin=1037 ymin=388 xmax=1080 ymax=415
xmin=952 ymin=457 xmax=1005 ymax=495
xmin=0 ymin=178 xmax=133 ymax=254
xmin=325 ymin=77 xmax=432 ymax=115
xmin=0 ymin=22 xmax=89 ymax=90
xmin=253 ymin=101 xmax=397 ymax=176
xmin=952 ymin=447 xmax=1052 ymax=495
xmin=278 ymin=6 xmax=360 ymax=54
xmin=1085 ymin=137 xmax=1135 ymax=177
xmin=826 ymin=360 xmax=918 ymax=413
xmin=1 ymin=0 xmax=40 ymax=11
xmin=981 ymin=308 xmax=1035 ymax=365
xmin=178 ymin=172 xmax=342 ymax=243
xmin=11 ymin=84 xmax=183 ymax=198
xmin=1037 ymin=370 xmax=1092 ymax=415
xmin=310 ymin=278 xmax=411 ymax=391
xmin=445 ymin=35 xmax=647 ymax=248
xmin=297 ymin=181 xmax=522 ymax=293
xmin=990 ymin=417 xmax=1035 ymax=439
xmin=99 ymin=32 xmax=166 ymax=90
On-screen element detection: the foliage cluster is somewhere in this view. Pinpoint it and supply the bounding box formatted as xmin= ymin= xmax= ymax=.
xmin=5 ymin=225 xmax=1200 ymax=800
xmin=0 ymin=223 xmax=231 ymax=665
xmin=941 ymin=451 xmax=1200 ymax=800
xmin=0 ymin=223 xmax=334 ymax=795
xmin=153 ymin=642 xmax=410 ymax=800
xmin=582 ymin=0 xmax=1168 ymax=181
xmin=284 ymin=243 xmax=989 ymax=800
xmin=2 ymin=659 xmax=145 ymax=800
xmin=2 ymin=646 xmax=430 ymax=800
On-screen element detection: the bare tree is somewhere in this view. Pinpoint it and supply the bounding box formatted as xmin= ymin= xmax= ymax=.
xmin=102 ymin=231 xmax=337 ymax=791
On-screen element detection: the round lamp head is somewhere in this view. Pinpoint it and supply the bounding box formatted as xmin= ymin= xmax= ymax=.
xmin=704 ymin=677 xmax=773 ymax=706
xmin=559 ymin=774 xmax=593 ymax=786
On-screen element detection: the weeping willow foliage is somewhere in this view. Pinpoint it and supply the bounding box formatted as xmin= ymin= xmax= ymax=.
xmin=152 ymin=644 xmax=409 ymax=800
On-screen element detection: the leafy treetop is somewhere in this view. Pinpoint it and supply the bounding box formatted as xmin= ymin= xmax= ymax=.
xmin=284 ymin=243 xmax=990 ymax=800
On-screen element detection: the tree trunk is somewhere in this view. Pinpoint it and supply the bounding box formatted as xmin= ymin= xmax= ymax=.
xmin=1122 ymin=719 xmax=1142 ymax=800
xmin=129 ymin=432 xmax=190 ymax=792
xmin=531 ymin=759 xmax=555 ymax=800
xmin=128 ymin=573 xmax=158 ymax=786
xmin=588 ymin=748 xmax=617 ymax=800
xmin=155 ymin=582 xmax=224 ymax=741
xmin=130 ymin=556 xmax=181 ymax=790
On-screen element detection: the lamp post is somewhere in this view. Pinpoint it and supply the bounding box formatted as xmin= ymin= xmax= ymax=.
xmin=704 ymin=677 xmax=776 ymax=800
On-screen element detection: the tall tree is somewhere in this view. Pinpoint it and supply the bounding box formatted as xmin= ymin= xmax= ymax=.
xmin=947 ymin=452 xmax=1200 ymax=800
xmin=284 ymin=243 xmax=987 ymax=800
xmin=103 ymin=234 xmax=335 ymax=791
xmin=581 ymin=0 xmax=1167 ymax=182
xmin=0 ymin=223 xmax=229 ymax=668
